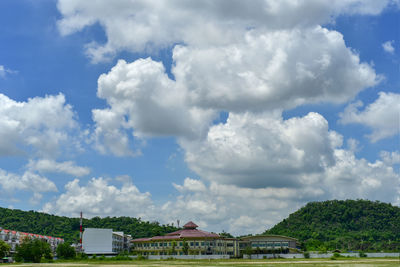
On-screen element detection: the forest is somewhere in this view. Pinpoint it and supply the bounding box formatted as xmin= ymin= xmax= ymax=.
xmin=264 ymin=199 xmax=400 ymax=252
xmin=0 ymin=207 xmax=177 ymax=244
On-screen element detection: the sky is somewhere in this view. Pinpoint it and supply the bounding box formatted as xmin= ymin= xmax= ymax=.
xmin=0 ymin=0 xmax=399 ymax=236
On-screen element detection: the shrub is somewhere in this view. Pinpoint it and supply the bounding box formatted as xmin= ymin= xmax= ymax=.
xmin=359 ymin=251 xmax=367 ymax=257
xmin=333 ymin=252 xmax=341 ymax=258
xmin=15 ymin=238 xmax=52 ymax=263
xmin=56 ymin=242 xmax=76 ymax=259
xmin=303 ymin=252 xmax=310 ymax=258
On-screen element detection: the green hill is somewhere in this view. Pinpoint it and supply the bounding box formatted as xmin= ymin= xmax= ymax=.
xmin=0 ymin=207 xmax=177 ymax=244
xmin=264 ymin=199 xmax=400 ymax=252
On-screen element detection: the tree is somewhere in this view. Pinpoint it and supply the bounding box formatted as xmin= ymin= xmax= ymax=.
xmin=170 ymin=241 xmax=177 ymax=255
xmin=56 ymin=242 xmax=75 ymax=259
xmin=182 ymin=240 xmax=189 ymax=255
xmin=0 ymin=240 xmax=11 ymax=258
xmin=15 ymin=238 xmax=52 ymax=263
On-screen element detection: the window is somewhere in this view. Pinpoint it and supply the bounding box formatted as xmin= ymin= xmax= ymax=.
xmin=190 ymin=242 xmax=194 ymax=246
xmin=195 ymin=242 xmax=199 ymax=246
xmin=179 ymin=242 xmax=183 ymax=246
xmin=274 ymin=242 xmax=281 ymax=247
xmin=282 ymin=242 xmax=289 ymax=247
xmin=201 ymin=242 xmax=204 ymax=246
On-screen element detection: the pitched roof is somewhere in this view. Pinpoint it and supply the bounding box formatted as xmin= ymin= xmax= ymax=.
xmin=132 ymin=221 xmax=219 ymax=242
xmin=183 ymin=221 xmax=198 ymax=229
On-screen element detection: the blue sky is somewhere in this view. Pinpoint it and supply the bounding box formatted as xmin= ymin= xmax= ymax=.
xmin=0 ymin=0 xmax=399 ymax=235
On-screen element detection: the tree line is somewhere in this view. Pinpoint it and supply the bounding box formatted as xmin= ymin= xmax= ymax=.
xmin=264 ymin=199 xmax=400 ymax=252
xmin=0 ymin=207 xmax=177 ymax=244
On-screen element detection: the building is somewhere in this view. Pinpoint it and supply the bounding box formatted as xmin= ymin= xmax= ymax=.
xmin=132 ymin=221 xmax=236 ymax=256
xmin=82 ymin=228 xmax=131 ymax=255
xmin=238 ymin=235 xmax=298 ymax=254
xmin=132 ymin=221 xmax=298 ymax=257
xmin=0 ymin=227 xmax=64 ymax=253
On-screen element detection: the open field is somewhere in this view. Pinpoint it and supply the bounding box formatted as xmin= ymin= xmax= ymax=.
xmin=6 ymin=258 xmax=400 ymax=267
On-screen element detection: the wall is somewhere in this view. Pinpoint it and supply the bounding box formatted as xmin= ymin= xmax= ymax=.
xmin=246 ymin=252 xmax=400 ymax=259
xmin=82 ymin=228 xmax=113 ymax=254
xmin=148 ymin=255 xmax=230 ymax=260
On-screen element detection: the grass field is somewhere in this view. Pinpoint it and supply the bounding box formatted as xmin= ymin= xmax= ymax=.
xmin=6 ymin=258 xmax=400 ymax=267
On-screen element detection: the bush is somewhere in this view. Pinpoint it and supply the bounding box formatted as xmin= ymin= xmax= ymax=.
xmin=333 ymin=252 xmax=341 ymax=258
xmin=303 ymin=252 xmax=310 ymax=258
xmin=56 ymin=242 xmax=76 ymax=259
xmin=15 ymin=238 xmax=52 ymax=263
xmin=77 ymin=252 xmax=88 ymax=259
xmin=359 ymin=251 xmax=367 ymax=257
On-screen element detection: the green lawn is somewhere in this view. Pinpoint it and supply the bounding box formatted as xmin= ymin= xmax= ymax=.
xmin=6 ymin=258 xmax=400 ymax=267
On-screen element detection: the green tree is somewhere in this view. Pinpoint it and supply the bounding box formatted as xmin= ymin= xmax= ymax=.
xmin=244 ymin=245 xmax=252 ymax=256
xmin=182 ymin=240 xmax=189 ymax=255
xmin=170 ymin=241 xmax=177 ymax=255
xmin=15 ymin=238 xmax=52 ymax=263
xmin=56 ymin=242 xmax=76 ymax=259
xmin=0 ymin=240 xmax=11 ymax=258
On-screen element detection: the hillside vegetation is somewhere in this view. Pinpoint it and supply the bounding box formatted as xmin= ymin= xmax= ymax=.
xmin=0 ymin=207 xmax=177 ymax=244
xmin=265 ymin=199 xmax=400 ymax=252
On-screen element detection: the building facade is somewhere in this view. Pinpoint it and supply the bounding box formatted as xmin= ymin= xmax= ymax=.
xmin=0 ymin=227 xmax=64 ymax=253
xmin=238 ymin=235 xmax=298 ymax=254
xmin=82 ymin=228 xmax=131 ymax=254
xmin=132 ymin=221 xmax=236 ymax=256
xmin=131 ymin=221 xmax=298 ymax=257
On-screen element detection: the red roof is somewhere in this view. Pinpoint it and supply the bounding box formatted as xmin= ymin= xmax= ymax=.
xmin=132 ymin=221 xmax=219 ymax=242
xmin=183 ymin=221 xmax=198 ymax=229
xmin=0 ymin=229 xmax=62 ymax=240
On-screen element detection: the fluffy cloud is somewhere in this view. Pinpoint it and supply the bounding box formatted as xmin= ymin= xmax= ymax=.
xmin=180 ymin=111 xmax=342 ymax=188
xmin=42 ymin=177 xmax=154 ymax=218
xmin=0 ymin=93 xmax=79 ymax=158
xmin=382 ymin=40 xmax=395 ymax=54
xmin=27 ymin=159 xmax=90 ymax=177
xmin=161 ymin=145 xmax=400 ymax=235
xmin=91 ymin=26 xmax=378 ymax=155
xmin=0 ymin=169 xmax=57 ymax=193
xmin=92 ymin=58 xmax=215 ymax=155
xmin=339 ymin=92 xmax=400 ymax=142
xmin=0 ymin=169 xmax=57 ymax=205
xmin=57 ymin=0 xmax=396 ymax=62
xmin=173 ymin=27 xmax=379 ymax=111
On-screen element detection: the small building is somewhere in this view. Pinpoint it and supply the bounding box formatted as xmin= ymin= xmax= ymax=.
xmin=82 ymin=228 xmax=130 ymax=255
xmin=239 ymin=235 xmax=298 ymax=254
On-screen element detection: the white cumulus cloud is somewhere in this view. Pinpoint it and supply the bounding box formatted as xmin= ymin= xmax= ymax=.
xmin=339 ymin=92 xmax=400 ymax=142
xmin=0 ymin=93 xmax=80 ymax=158
xmin=57 ymin=0 xmax=396 ymax=62
xmin=42 ymin=177 xmax=154 ymax=219
xmin=27 ymin=159 xmax=90 ymax=177
xmin=180 ymin=111 xmax=342 ymax=188
xmin=382 ymin=40 xmax=395 ymax=54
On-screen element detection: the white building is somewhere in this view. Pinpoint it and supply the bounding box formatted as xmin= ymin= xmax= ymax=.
xmin=0 ymin=227 xmax=63 ymax=253
xmin=82 ymin=228 xmax=130 ymax=255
